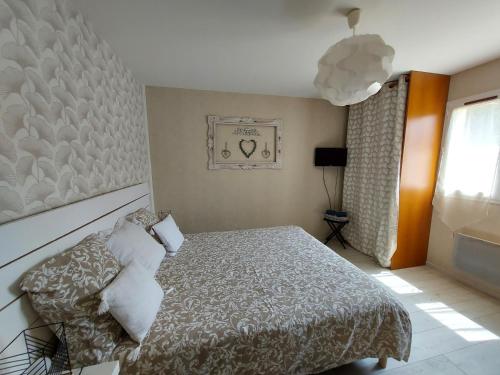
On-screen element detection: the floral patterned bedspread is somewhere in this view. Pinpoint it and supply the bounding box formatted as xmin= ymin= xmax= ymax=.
xmin=113 ymin=226 xmax=411 ymax=374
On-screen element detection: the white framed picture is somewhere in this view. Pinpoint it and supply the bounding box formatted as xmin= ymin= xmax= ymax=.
xmin=207 ymin=116 xmax=282 ymax=170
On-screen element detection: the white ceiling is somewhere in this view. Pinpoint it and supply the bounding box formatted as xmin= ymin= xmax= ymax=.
xmin=75 ymin=0 xmax=500 ymax=98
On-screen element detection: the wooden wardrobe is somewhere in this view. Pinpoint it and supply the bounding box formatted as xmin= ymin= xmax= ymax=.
xmin=390 ymin=71 xmax=450 ymax=270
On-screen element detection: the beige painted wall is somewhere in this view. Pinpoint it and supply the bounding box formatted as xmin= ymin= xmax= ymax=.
xmin=448 ymin=58 xmax=500 ymax=101
xmin=146 ymin=87 xmax=347 ymax=239
xmin=427 ymin=57 xmax=500 ymax=298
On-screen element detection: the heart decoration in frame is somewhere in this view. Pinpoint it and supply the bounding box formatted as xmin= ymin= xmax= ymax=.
xmin=261 ymin=142 xmax=271 ymax=159
xmin=221 ymin=142 xmax=231 ymax=159
xmin=239 ymin=139 xmax=257 ymax=158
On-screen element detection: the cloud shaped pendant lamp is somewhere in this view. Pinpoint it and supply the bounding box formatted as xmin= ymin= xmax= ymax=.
xmin=314 ymin=9 xmax=395 ymax=106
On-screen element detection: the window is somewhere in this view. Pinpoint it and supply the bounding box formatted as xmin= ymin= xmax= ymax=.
xmin=433 ymin=92 xmax=500 ymax=231
xmin=439 ymin=97 xmax=500 ymax=201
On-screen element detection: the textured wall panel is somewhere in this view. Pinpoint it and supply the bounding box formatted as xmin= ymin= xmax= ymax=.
xmin=0 ymin=0 xmax=149 ymax=224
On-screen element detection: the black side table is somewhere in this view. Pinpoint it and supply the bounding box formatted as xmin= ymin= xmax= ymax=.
xmin=324 ymin=217 xmax=349 ymax=249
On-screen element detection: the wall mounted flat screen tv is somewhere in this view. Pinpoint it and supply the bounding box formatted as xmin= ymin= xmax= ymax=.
xmin=314 ymin=148 xmax=347 ymax=167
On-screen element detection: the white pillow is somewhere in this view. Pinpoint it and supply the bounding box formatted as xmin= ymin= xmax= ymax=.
xmin=98 ymin=260 xmax=164 ymax=343
xmin=107 ymin=220 xmax=165 ymax=274
xmin=152 ymin=215 xmax=184 ymax=254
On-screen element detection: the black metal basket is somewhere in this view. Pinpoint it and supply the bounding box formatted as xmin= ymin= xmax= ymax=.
xmin=0 ymin=322 xmax=71 ymax=375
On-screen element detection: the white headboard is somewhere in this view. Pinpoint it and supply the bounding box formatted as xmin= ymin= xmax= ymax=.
xmin=0 ymin=183 xmax=152 ymax=350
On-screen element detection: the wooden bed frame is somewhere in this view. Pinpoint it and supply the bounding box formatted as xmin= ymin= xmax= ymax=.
xmin=0 ymin=183 xmax=152 ymax=355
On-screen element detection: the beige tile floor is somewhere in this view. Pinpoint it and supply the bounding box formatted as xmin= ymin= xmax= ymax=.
xmin=321 ymin=243 xmax=500 ymax=375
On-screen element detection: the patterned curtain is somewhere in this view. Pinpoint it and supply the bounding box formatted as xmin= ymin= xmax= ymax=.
xmin=342 ymin=75 xmax=408 ymax=267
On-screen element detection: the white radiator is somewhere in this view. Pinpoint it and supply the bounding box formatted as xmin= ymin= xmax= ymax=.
xmin=453 ymin=233 xmax=500 ymax=286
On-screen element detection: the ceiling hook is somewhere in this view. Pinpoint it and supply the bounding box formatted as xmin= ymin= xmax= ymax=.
xmin=347 ymin=8 xmax=361 ymax=36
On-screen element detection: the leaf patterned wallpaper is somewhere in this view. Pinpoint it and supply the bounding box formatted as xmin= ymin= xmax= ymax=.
xmin=0 ymin=0 xmax=150 ymax=224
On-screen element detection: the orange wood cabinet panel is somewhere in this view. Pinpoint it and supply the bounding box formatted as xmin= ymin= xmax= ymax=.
xmin=391 ymin=71 xmax=450 ymax=270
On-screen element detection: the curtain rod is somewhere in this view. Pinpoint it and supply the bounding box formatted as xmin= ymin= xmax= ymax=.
xmin=386 ymin=74 xmax=410 ymax=88
xmin=464 ymin=95 xmax=498 ymax=106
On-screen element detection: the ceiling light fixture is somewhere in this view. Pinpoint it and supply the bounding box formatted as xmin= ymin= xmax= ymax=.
xmin=314 ymin=8 xmax=395 ymax=106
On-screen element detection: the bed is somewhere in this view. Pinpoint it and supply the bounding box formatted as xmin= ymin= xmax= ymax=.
xmin=112 ymin=226 xmax=412 ymax=374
